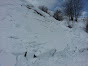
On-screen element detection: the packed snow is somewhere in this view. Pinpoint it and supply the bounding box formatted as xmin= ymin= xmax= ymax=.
xmin=0 ymin=0 xmax=88 ymax=66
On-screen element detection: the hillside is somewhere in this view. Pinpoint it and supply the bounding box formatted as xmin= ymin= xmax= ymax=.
xmin=0 ymin=0 xmax=88 ymax=66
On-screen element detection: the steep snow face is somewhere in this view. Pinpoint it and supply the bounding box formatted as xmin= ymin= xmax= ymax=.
xmin=0 ymin=0 xmax=88 ymax=66
xmin=0 ymin=0 xmax=70 ymax=53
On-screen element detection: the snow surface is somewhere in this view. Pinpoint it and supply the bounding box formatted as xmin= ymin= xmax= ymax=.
xmin=0 ymin=0 xmax=88 ymax=66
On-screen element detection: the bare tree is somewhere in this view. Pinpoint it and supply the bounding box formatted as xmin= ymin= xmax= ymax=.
xmin=73 ymin=0 xmax=83 ymax=21
xmin=63 ymin=0 xmax=74 ymax=21
xmin=63 ymin=0 xmax=83 ymax=21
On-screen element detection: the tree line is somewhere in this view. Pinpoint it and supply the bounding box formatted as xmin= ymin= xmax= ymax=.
xmin=39 ymin=0 xmax=83 ymax=22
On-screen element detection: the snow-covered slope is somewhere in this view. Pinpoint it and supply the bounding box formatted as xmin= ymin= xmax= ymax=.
xmin=0 ymin=0 xmax=88 ymax=66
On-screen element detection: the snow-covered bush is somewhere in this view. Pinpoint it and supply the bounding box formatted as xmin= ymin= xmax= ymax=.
xmin=39 ymin=6 xmax=48 ymax=13
xmin=53 ymin=10 xmax=63 ymax=21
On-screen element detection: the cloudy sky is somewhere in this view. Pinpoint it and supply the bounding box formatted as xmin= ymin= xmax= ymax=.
xmin=83 ymin=0 xmax=88 ymax=16
xmin=27 ymin=0 xmax=88 ymax=16
xmin=27 ymin=0 xmax=62 ymax=9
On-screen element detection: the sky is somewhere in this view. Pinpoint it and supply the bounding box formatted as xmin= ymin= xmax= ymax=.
xmin=27 ymin=0 xmax=88 ymax=16
xmin=27 ymin=0 xmax=58 ymax=8
xmin=83 ymin=0 xmax=88 ymax=16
